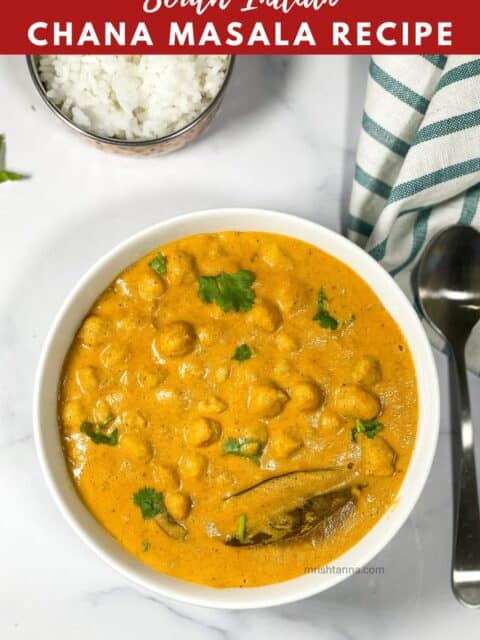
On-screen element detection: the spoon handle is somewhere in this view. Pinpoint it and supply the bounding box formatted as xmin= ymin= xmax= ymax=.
xmin=450 ymin=344 xmax=480 ymax=607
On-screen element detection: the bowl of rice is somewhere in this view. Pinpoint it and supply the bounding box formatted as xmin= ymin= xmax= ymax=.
xmin=27 ymin=55 xmax=234 ymax=156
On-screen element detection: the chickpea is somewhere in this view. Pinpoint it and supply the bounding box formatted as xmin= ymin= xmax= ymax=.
xmin=197 ymin=325 xmax=220 ymax=346
xmin=178 ymin=452 xmax=207 ymax=480
xmin=259 ymin=243 xmax=293 ymax=270
xmin=319 ymin=409 xmax=342 ymax=431
xmin=275 ymin=332 xmax=298 ymax=353
xmin=179 ymin=362 xmax=205 ymax=382
xmin=75 ymin=366 xmax=98 ymax=395
xmin=137 ymin=273 xmax=166 ymax=301
xmin=361 ymin=435 xmax=396 ymax=477
xmin=155 ymin=322 xmax=196 ymax=357
xmin=248 ymin=300 xmax=282 ymax=333
xmin=105 ymin=389 xmax=124 ymax=412
xmin=136 ymin=366 xmax=168 ymax=389
xmin=352 ymin=356 xmax=382 ymax=386
xmin=186 ymin=417 xmax=221 ymax=447
xmin=243 ymin=424 xmax=269 ymax=445
xmin=273 ymin=359 xmax=294 ymax=379
xmin=334 ymin=384 xmax=381 ymax=420
xmin=62 ymin=400 xmax=87 ymax=430
xmin=249 ymin=383 xmax=289 ymax=418
xmin=100 ymin=343 xmax=129 ymax=369
xmin=167 ymin=250 xmax=197 ymax=285
xmin=198 ymin=396 xmax=227 ymax=415
xmin=78 ymin=315 xmax=110 ymax=347
xmin=215 ymin=366 xmax=230 ymax=384
xmin=121 ymin=411 xmax=146 ymax=430
xmin=290 ymin=381 xmax=323 ymax=412
xmin=153 ymin=465 xmax=179 ymax=491
xmin=165 ymin=492 xmax=191 ymax=520
xmin=270 ymin=431 xmax=302 ymax=459
xmin=276 ymin=280 xmax=309 ymax=314
xmin=121 ymin=434 xmax=153 ymax=464
xmin=93 ymin=399 xmax=112 ymax=424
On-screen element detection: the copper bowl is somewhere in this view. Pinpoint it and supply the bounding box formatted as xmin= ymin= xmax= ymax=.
xmin=26 ymin=55 xmax=235 ymax=157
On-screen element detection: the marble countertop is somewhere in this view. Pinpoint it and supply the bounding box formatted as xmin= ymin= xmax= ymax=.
xmin=1 ymin=54 xmax=479 ymax=638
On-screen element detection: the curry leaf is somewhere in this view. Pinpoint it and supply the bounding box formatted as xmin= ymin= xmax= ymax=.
xmin=133 ymin=487 xmax=165 ymax=520
xmin=232 ymin=344 xmax=252 ymax=361
xmin=198 ymin=270 xmax=255 ymax=313
xmin=351 ymin=418 xmax=384 ymax=442
xmin=149 ymin=253 xmax=167 ymax=275
xmin=313 ymin=287 xmax=338 ymax=330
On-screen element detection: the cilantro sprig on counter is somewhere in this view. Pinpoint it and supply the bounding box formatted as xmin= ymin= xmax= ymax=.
xmin=198 ymin=270 xmax=255 ymax=313
xmin=0 ymin=134 xmax=25 ymax=184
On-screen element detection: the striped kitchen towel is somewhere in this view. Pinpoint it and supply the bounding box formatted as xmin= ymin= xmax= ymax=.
xmin=349 ymin=55 xmax=480 ymax=371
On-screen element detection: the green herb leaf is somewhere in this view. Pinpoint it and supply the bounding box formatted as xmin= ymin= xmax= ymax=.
xmin=223 ymin=437 xmax=262 ymax=465
xmin=133 ymin=487 xmax=165 ymax=520
xmin=0 ymin=170 xmax=23 ymax=183
xmin=0 ymin=134 xmax=25 ymax=183
xmin=352 ymin=418 xmax=384 ymax=442
xmin=313 ymin=287 xmax=338 ymax=330
xmin=80 ymin=415 xmax=118 ymax=446
xmin=142 ymin=540 xmax=151 ymax=552
xmin=232 ymin=344 xmax=252 ymax=361
xmin=236 ymin=514 xmax=247 ymax=542
xmin=149 ymin=253 xmax=167 ymax=276
xmin=198 ymin=270 xmax=255 ymax=313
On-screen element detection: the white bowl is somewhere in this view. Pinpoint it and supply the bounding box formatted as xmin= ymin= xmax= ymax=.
xmin=33 ymin=209 xmax=440 ymax=609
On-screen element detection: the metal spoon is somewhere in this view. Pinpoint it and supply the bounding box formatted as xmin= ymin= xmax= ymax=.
xmin=416 ymin=224 xmax=480 ymax=607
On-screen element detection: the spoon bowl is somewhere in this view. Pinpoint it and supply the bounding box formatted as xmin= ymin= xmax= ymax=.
xmin=418 ymin=225 xmax=480 ymax=344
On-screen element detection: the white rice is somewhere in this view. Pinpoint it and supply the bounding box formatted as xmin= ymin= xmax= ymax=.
xmin=38 ymin=55 xmax=229 ymax=141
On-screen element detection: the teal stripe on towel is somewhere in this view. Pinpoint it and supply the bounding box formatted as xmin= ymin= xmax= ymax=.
xmin=362 ymin=112 xmax=410 ymax=157
xmin=437 ymin=59 xmax=480 ymax=91
xmin=390 ymin=158 xmax=480 ymax=202
xmin=414 ymin=109 xmax=480 ymax=145
xmin=369 ymin=61 xmax=430 ymax=114
xmin=346 ymin=213 xmax=374 ymax=237
xmin=389 ymin=209 xmax=432 ymax=277
xmin=459 ymin=184 xmax=480 ymax=225
xmin=355 ymin=164 xmax=392 ymax=199
xmin=423 ymin=55 xmax=448 ymax=70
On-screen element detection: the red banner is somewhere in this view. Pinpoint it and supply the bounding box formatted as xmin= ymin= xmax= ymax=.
xmin=1 ymin=0 xmax=476 ymax=54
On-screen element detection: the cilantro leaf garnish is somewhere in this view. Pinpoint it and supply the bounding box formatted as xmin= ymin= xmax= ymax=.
xmin=351 ymin=418 xmax=384 ymax=442
xmin=80 ymin=415 xmax=118 ymax=446
xmin=149 ymin=253 xmax=167 ymax=276
xmin=133 ymin=487 xmax=165 ymax=520
xmin=313 ymin=287 xmax=338 ymax=330
xmin=223 ymin=437 xmax=262 ymax=465
xmin=198 ymin=270 xmax=255 ymax=313
xmin=232 ymin=344 xmax=252 ymax=361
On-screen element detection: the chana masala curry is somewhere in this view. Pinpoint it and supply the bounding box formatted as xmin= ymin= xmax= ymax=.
xmin=59 ymin=231 xmax=418 ymax=588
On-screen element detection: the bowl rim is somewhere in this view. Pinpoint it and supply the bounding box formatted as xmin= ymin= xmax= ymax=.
xmin=26 ymin=55 xmax=235 ymax=147
xmin=33 ymin=208 xmax=440 ymax=609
